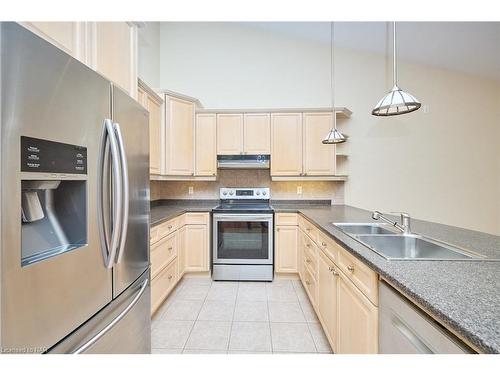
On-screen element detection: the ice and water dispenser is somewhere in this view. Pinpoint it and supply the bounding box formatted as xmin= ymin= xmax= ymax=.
xmin=20 ymin=136 xmax=88 ymax=266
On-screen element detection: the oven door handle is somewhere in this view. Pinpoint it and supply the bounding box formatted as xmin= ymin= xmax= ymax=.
xmin=213 ymin=214 xmax=273 ymax=221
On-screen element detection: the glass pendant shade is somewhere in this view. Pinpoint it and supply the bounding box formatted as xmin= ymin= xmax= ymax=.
xmin=322 ymin=128 xmax=346 ymax=144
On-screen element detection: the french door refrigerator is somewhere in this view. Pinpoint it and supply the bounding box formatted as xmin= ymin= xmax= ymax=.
xmin=0 ymin=22 xmax=151 ymax=354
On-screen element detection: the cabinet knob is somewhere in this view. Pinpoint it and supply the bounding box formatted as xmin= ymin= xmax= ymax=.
xmin=305 ymin=243 xmax=310 ymax=248
xmin=332 ymin=269 xmax=339 ymax=276
xmin=168 ymin=275 xmax=173 ymax=280
xmin=321 ymin=242 xmax=327 ymax=247
xmin=168 ymin=247 xmax=173 ymax=251
xmin=276 ymin=228 xmax=280 ymax=232
xmin=305 ymin=280 xmax=311 ymax=285
xmin=168 ymin=225 xmax=172 ymax=230
xmin=306 ymin=258 xmax=311 ymax=264
xmin=347 ymin=265 xmax=355 ymax=272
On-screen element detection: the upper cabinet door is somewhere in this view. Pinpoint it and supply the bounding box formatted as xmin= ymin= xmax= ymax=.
xmin=243 ymin=113 xmax=271 ymax=154
xmin=303 ymin=112 xmax=335 ymax=176
xmin=271 ymin=113 xmax=303 ymax=176
xmin=146 ymin=95 xmax=163 ymax=175
xmin=195 ymin=114 xmax=217 ymax=176
xmin=165 ymin=95 xmax=195 ymax=175
xmin=217 ymin=114 xmax=243 ymax=155
xmin=21 ymin=22 xmax=85 ymax=61
xmin=89 ymin=22 xmax=137 ymax=98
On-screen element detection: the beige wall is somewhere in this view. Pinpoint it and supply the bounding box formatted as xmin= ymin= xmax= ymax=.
xmin=157 ymin=22 xmax=500 ymax=235
xmin=151 ymin=170 xmax=344 ymax=203
xmin=335 ymin=47 xmax=500 ymax=235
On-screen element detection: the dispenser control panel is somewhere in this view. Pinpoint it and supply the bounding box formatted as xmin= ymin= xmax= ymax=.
xmin=21 ymin=136 xmax=87 ymax=174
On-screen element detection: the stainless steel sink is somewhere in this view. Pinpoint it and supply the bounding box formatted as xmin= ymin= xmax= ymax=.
xmin=333 ymin=223 xmax=398 ymax=235
xmin=354 ymin=234 xmax=484 ymax=260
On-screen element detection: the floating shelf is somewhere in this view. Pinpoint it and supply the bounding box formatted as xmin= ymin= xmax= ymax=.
xmin=271 ymin=175 xmax=348 ymax=182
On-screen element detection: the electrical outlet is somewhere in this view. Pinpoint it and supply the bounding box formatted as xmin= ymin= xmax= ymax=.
xmin=297 ymin=186 xmax=303 ymax=195
xmin=188 ymin=186 xmax=194 ymax=195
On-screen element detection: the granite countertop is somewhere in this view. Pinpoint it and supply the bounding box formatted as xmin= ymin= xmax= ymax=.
xmin=150 ymin=199 xmax=219 ymax=226
xmin=150 ymin=200 xmax=500 ymax=353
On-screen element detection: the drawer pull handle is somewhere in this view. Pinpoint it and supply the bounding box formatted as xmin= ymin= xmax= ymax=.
xmin=168 ymin=247 xmax=173 ymax=251
xmin=347 ymin=265 xmax=355 ymax=272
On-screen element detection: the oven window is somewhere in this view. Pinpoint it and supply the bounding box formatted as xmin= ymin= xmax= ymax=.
xmin=217 ymin=221 xmax=269 ymax=259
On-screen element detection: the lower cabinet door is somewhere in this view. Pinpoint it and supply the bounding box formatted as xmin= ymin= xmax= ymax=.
xmin=337 ymin=270 xmax=378 ymax=354
xmin=275 ymin=226 xmax=298 ymax=273
xmin=317 ymin=250 xmax=338 ymax=352
xmin=178 ymin=226 xmax=187 ymax=276
xmin=151 ymin=258 xmax=178 ymax=315
xmin=185 ymin=224 xmax=209 ymax=272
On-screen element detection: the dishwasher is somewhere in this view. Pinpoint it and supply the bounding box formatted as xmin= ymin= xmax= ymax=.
xmin=379 ymin=281 xmax=473 ymax=354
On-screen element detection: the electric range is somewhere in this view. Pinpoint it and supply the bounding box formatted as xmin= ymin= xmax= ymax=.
xmin=212 ymin=188 xmax=274 ymax=281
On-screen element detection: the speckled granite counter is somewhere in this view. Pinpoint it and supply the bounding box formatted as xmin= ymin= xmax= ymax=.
xmin=150 ymin=199 xmax=218 ymax=226
xmin=273 ymin=204 xmax=500 ymax=354
xmin=151 ymin=200 xmax=500 ymax=353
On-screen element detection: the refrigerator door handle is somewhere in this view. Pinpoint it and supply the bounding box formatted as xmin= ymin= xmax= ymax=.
xmin=97 ymin=119 xmax=123 ymax=269
xmin=113 ymin=122 xmax=129 ymax=264
xmin=72 ymin=278 xmax=149 ymax=354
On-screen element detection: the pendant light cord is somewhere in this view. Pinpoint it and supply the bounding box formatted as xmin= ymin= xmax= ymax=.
xmin=393 ymin=22 xmax=398 ymax=86
xmin=331 ymin=21 xmax=337 ymax=129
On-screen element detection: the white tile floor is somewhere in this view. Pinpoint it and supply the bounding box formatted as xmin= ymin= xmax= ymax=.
xmin=151 ymin=277 xmax=333 ymax=354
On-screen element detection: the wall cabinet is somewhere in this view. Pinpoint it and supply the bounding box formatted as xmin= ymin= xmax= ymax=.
xmin=89 ymin=22 xmax=138 ymax=98
xmin=243 ymin=113 xmax=271 ymax=154
xmin=337 ymin=270 xmax=378 ymax=354
xmin=21 ymin=22 xmax=138 ymax=99
xmin=303 ymin=112 xmax=335 ymax=175
xmin=195 ymin=114 xmax=217 ymax=176
xmin=21 ymin=22 xmax=86 ymax=61
xmin=137 ymin=81 xmax=163 ymax=175
xmin=165 ymin=95 xmax=195 ymax=175
xmin=216 ymin=114 xmax=243 ymax=155
xmin=271 ymin=113 xmax=303 ymax=176
xmin=275 ymin=225 xmax=298 ymax=273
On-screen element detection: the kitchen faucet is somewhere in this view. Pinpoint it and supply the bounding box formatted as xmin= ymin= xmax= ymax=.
xmin=372 ymin=210 xmax=412 ymax=234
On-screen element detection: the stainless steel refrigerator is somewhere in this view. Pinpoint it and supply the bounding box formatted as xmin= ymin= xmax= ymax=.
xmin=0 ymin=22 xmax=151 ymax=354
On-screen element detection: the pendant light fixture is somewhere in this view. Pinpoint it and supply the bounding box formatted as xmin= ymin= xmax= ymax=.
xmin=323 ymin=22 xmax=346 ymax=144
xmin=372 ymin=22 xmax=421 ymax=116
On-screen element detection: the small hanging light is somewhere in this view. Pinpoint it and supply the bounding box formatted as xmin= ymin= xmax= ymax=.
xmin=323 ymin=22 xmax=346 ymax=144
xmin=372 ymin=22 xmax=421 ymax=116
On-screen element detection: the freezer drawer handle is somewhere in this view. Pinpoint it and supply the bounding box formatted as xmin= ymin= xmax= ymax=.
xmin=72 ymin=278 xmax=148 ymax=354
xmin=113 ymin=122 xmax=129 ymax=264
xmin=97 ymin=119 xmax=123 ymax=269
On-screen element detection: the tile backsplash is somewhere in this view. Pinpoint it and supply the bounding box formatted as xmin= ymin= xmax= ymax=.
xmin=151 ymin=170 xmax=344 ymax=203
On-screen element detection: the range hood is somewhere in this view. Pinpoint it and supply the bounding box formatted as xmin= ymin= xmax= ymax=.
xmin=217 ymin=155 xmax=270 ymax=169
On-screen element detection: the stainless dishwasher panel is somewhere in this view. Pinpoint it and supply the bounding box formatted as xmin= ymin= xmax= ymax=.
xmin=379 ymin=281 xmax=472 ymax=354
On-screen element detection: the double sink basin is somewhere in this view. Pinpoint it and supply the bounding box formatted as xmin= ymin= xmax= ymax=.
xmin=333 ymin=223 xmax=484 ymax=261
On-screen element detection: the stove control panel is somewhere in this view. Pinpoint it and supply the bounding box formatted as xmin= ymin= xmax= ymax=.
xmin=220 ymin=187 xmax=270 ymax=200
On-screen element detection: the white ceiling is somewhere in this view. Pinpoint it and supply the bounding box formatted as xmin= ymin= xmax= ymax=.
xmin=243 ymin=22 xmax=500 ymax=81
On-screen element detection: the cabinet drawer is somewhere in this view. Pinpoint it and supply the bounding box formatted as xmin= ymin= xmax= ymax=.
xmin=151 ymin=258 xmax=178 ymax=315
xmin=151 ymin=232 xmax=177 ymax=279
xmin=317 ymin=231 xmax=339 ymax=263
xmin=150 ymin=226 xmax=159 ymax=244
xmin=156 ymin=217 xmax=179 ymax=241
xmin=302 ymin=237 xmax=318 ymax=279
xmin=183 ymin=212 xmax=210 ymax=225
xmin=275 ymin=213 xmax=298 ymax=226
xmin=303 ymin=266 xmax=317 ymax=307
xmin=299 ymin=216 xmax=319 ymax=243
xmin=338 ymin=246 xmax=378 ymax=305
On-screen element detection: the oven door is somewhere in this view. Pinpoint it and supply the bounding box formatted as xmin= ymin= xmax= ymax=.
xmin=213 ymin=214 xmax=273 ymax=265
